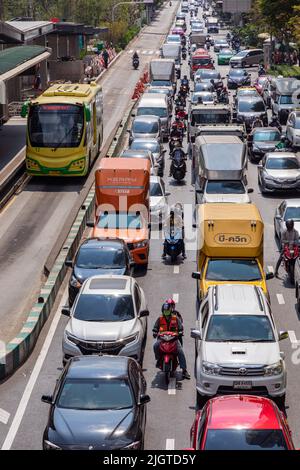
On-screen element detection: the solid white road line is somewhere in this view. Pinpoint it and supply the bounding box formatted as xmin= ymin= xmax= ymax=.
xmin=168 ymin=378 xmax=176 ymax=395
xmin=288 ymin=330 xmax=300 ymax=348
xmin=1 ymin=292 xmax=67 ymax=450
xmin=0 ymin=408 xmax=10 ymax=425
xmin=276 ymin=294 xmax=285 ymax=305
xmin=166 ymin=438 xmax=175 ymax=450
xmin=173 ymin=293 xmax=179 ymax=303
xmin=174 ymin=265 xmax=180 ymax=274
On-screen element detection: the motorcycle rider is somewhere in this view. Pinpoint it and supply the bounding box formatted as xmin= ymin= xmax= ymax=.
xmin=251 ymin=117 xmax=264 ymax=130
xmin=180 ymin=75 xmax=190 ymax=93
xmin=258 ymin=64 xmax=266 ymax=76
xmin=132 ymin=51 xmax=139 ymax=64
xmin=169 ymin=125 xmax=182 ymax=153
xmin=172 ymin=116 xmax=185 ymax=134
xmin=269 ymin=115 xmax=282 ymax=132
xmin=162 ymin=205 xmax=186 ymax=258
xmin=274 ymin=219 xmax=300 ymax=277
xmin=153 ymin=302 xmax=190 ymax=379
xmin=169 ymin=144 xmax=186 ymax=176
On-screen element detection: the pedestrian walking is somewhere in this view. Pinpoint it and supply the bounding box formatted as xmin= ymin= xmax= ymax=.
xmin=102 ymin=48 xmax=109 ymax=69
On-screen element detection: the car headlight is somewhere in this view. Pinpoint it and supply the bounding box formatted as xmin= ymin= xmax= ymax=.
xmin=264 ymin=174 xmax=274 ymax=181
xmin=65 ymin=331 xmax=81 ymax=346
xmin=133 ymin=240 xmax=149 ymax=249
xmin=44 ymin=440 xmax=62 ymax=450
xmin=120 ymin=332 xmax=139 ymax=346
xmin=202 ymin=361 xmax=221 ymax=375
xmin=70 ymin=275 xmax=81 ymax=288
xmin=264 ymin=361 xmax=283 ymax=376
xmin=124 ymin=441 xmax=141 ymax=449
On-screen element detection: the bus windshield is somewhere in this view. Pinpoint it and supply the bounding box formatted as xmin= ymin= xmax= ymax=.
xmin=28 ymin=104 xmax=84 ymax=148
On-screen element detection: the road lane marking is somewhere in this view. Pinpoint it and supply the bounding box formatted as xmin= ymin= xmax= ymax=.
xmin=276 ymin=294 xmax=285 ymax=305
xmin=173 ymin=293 xmax=179 ymax=303
xmin=168 ymin=378 xmax=176 ymax=395
xmin=166 ymin=438 xmax=175 ymax=450
xmin=142 ymin=50 xmax=148 ymax=54
xmin=288 ymin=330 xmax=300 ymax=348
xmin=1 ymin=293 xmax=67 ymax=450
xmin=0 ymin=409 xmax=10 ymax=425
xmin=149 ymin=50 xmax=154 ymax=54
xmin=174 ymin=265 xmax=180 ymax=274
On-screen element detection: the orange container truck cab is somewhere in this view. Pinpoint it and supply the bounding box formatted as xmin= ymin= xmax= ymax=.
xmin=90 ymin=157 xmax=151 ymax=265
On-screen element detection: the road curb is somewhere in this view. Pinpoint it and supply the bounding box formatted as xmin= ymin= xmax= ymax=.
xmin=0 ymin=102 xmax=135 ymax=381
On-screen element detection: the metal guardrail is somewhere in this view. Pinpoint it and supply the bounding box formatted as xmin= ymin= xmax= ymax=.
xmin=8 ymin=102 xmax=23 ymax=117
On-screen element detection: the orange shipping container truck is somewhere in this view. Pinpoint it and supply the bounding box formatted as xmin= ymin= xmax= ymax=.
xmin=91 ymin=157 xmax=151 ymax=265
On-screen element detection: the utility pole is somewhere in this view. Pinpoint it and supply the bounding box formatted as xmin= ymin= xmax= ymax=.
xmin=28 ymin=0 xmax=34 ymax=19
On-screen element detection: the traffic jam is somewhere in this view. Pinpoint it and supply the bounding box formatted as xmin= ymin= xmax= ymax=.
xmin=2 ymin=0 xmax=300 ymax=453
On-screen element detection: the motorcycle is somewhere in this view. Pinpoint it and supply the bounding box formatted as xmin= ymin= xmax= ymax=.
xmin=218 ymin=90 xmax=229 ymax=104
xmin=169 ymin=135 xmax=183 ymax=154
xmin=163 ymin=226 xmax=185 ymax=262
xmin=157 ymin=331 xmax=178 ymax=384
xmin=182 ymin=47 xmax=187 ymax=60
xmin=132 ymin=57 xmax=139 ymax=70
xmin=269 ymin=118 xmax=282 ymax=133
xmin=180 ymin=84 xmax=189 ymax=97
xmin=283 ymin=244 xmax=299 ymax=284
xmin=170 ymin=148 xmax=187 ymax=181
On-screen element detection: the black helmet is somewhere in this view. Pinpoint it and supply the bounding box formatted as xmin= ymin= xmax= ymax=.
xmin=184 ymin=75 xmax=187 ymax=79
xmin=286 ymin=219 xmax=294 ymax=231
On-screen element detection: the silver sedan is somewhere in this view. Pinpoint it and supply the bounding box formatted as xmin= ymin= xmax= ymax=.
xmin=258 ymin=152 xmax=300 ymax=194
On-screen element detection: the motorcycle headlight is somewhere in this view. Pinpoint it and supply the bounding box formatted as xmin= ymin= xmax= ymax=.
xmin=202 ymin=361 xmax=221 ymax=375
xmin=264 ymin=361 xmax=283 ymax=376
xmin=133 ymin=240 xmax=149 ymax=249
xmin=70 ymin=275 xmax=81 ymax=288
xmin=124 ymin=441 xmax=141 ymax=449
xmin=44 ymin=440 xmax=62 ymax=450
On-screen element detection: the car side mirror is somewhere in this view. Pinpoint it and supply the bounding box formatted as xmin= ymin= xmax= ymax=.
xmin=65 ymin=260 xmax=73 ymax=268
xmin=139 ymin=394 xmax=151 ymax=405
xmin=131 ymin=113 xmax=136 ymax=118
xmin=192 ymin=271 xmax=201 ymax=280
xmin=86 ymin=221 xmax=95 ymax=228
xmin=279 ymin=331 xmax=289 ymax=341
xmin=165 ymin=192 xmax=171 ymax=196
xmin=266 ymin=272 xmax=274 ymax=280
xmin=61 ymin=307 xmax=71 ymax=316
xmin=191 ymin=329 xmax=202 ymax=340
xmin=247 ymin=188 xmax=254 ymax=194
xmin=139 ymin=309 xmax=150 ymax=318
xmin=41 ymin=395 xmax=53 ymax=405
xmin=258 ymin=164 xmax=263 ymax=169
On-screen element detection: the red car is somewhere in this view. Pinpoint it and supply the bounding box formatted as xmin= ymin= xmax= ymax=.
xmin=254 ymin=76 xmax=270 ymax=95
xmin=171 ymin=27 xmax=185 ymax=37
xmin=190 ymin=395 xmax=295 ymax=450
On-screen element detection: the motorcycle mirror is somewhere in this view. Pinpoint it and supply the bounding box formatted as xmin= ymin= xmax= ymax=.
xmin=247 ymin=188 xmax=254 ymax=194
xmin=192 ymin=271 xmax=201 ymax=280
xmin=279 ymin=331 xmax=289 ymax=341
xmin=266 ymin=272 xmax=274 ymax=280
xmin=258 ymin=164 xmax=263 ymax=169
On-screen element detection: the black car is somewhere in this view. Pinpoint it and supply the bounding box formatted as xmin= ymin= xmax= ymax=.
xmin=66 ymin=238 xmax=133 ymax=305
xmin=234 ymin=97 xmax=268 ymax=131
xmin=227 ymin=68 xmax=251 ymax=89
xmin=42 ymin=355 xmax=150 ymax=450
xmin=248 ymin=127 xmax=281 ymax=163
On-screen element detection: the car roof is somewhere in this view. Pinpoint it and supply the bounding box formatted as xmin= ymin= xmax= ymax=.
xmin=281 ymin=199 xmax=300 ymax=207
xmin=133 ymin=115 xmax=160 ymax=123
xmin=252 ymin=127 xmax=280 ymax=135
xmin=266 ymin=152 xmax=297 ymax=158
xmin=67 ymin=355 xmax=131 ymax=380
xmin=121 ymin=149 xmax=152 ymax=158
xmin=131 ymin=137 xmax=159 ymax=145
xmin=79 ymin=238 xmax=126 ymax=250
xmin=208 ymin=284 xmax=266 ymax=316
xmin=207 ymin=395 xmax=281 ymax=430
xmin=82 ymin=275 xmax=133 ymax=295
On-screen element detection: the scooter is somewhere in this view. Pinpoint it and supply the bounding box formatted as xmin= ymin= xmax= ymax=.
xmin=283 ymin=244 xmax=299 ymax=284
xmin=182 ymin=47 xmax=187 ymax=60
xmin=163 ymin=227 xmax=185 ymax=262
xmin=157 ymin=331 xmax=178 ymax=385
xmin=170 ymin=148 xmax=187 ymax=181
xmin=132 ymin=57 xmax=139 ymax=70
xmin=169 ymin=135 xmax=183 ymax=154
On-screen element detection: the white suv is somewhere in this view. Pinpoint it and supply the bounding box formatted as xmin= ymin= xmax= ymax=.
xmin=191 ymin=284 xmax=288 ymax=407
xmin=62 ymin=275 xmax=149 ymax=364
xmin=286 ymin=111 xmax=300 ymax=148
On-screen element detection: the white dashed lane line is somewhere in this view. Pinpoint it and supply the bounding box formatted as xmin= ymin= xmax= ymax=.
xmin=276 ymin=294 xmax=285 ymax=305
xmin=174 ymin=265 xmax=180 ymax=274
xmin=288 ymin=330 xmax=300 ymax=348
xmin=168 ymin=378 xmax=176 ymax=395
xmin=173 ymin=293 xmax=179 ymax=303
xmin=166 ymin=438 xmax=175 ymax=450
xmin=267 ymin=265 xmax=274 ymax=273
xmin=0 ymin=408 xmax=10 ymax=425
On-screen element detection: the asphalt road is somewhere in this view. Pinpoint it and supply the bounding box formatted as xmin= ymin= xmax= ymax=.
xmin=0 ymin=0 xmax=179 ymax=344
xmin=1 ymin=1 xmax=300 ymax=451
xmin=0 ymin=118 xmax=26 ymax=173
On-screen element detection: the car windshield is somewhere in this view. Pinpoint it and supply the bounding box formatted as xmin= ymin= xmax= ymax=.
xmin=233 ymin=51 xmax=248 ymax=58
xmin=204 ymin=429 xmax=287 ymax=450
xmin=230 ymin=69 xmax=247 ymax=76
xmin=192 ymin=93 xmax=214 ymax=103
xmin=206 ymin=259 xmax=262 ymax=281
xmin=150 ymin=80 xmax=171 ymax=87
xmin=284 ymin=207 xmax=300 ymax=221
xmin=131 ymin=141 xmax=160 ymax=153
xmin=220 ymin=49 xmax=232 ymax=54
xmin=137 ymin=106 xmax=167 ymax=118
xmin=57 ymin=378 xmax=133 ymax=410
xmin=205 ymin=315 xmax=275 ymax=342
xmin=198 ymin=71 xmax=220 ymax=80
xmin=295 ymin=118 xmax=300 ymax=129
xmin=194 ymin=83 xmax=214 ymax=92
xmin=96 ymin=213 xmax=143 ymax=229
xmin=150 ymin=182 xmax=163 ymax=196
xmin=149 ymin=89 xmax=169 ymax=96
xmin=266 ymin=158 xmax=299 ymax=170
xmin=192 ymin=57 xmax=212 ymax=65
xmin=206 ymin=181 xmax=245 ymax=194
xmin=279 ymin=95 xmax=293 ymax=104
xmin=238 ymin=100 xmax=265 ymax=112
xmin=76 ymin=247 xmax=126 ymax=269
xmin=73 ymin=293 xmax=135 ymax=322
xmin=253 ymin=131 xmax=280 ymax=142
xmin=133 ymin=120 xmax=158 ymax=133
xmin=28 ymin=104 xmax=84 ymax=148
xmin=191 ymin=112 xmax=230 ymax=125
xmin=167 ymin=36 xmax=180 ymax=42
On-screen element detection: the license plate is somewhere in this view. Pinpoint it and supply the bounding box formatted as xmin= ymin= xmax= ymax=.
xmin=49 ymin=171 xmax=61 ymax=176
xmin=233 ymin=381 xmax=252 ymax=390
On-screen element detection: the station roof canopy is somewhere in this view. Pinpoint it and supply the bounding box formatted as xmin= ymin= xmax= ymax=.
xmin=50 ymin=21 xmax=108 ymax=36
xmin=0 ymin=45 xmax=51 ymax=81
xmin=0 ymin=22 xmax=23 ymax=44
xmin=6 ymin=20 xmax=54 ymax=41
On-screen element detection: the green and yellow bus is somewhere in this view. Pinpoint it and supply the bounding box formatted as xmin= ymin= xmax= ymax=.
xmin=22 ymin=82 xmax=103 ymax=176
